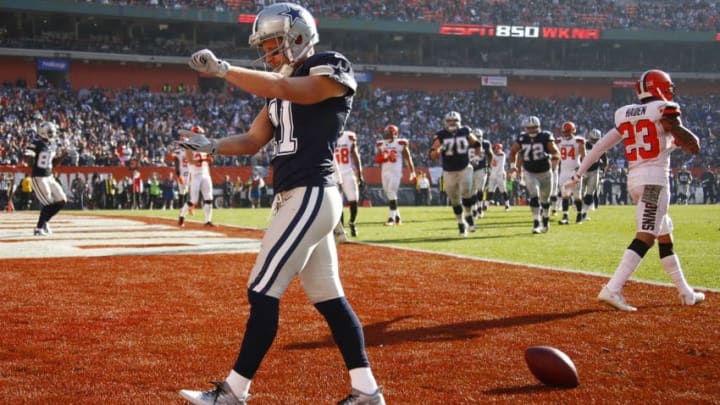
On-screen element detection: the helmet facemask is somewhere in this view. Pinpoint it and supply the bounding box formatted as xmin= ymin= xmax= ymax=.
xmin=443 ymin=111 xmax=462 ymax=132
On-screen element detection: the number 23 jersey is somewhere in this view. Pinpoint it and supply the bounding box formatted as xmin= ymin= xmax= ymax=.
xmin=614 ymin=99 xmax=679 ymax=187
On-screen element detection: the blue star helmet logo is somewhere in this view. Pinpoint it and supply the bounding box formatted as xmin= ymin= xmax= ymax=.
xmin=280 ymin=5 xmax=304 ymax=27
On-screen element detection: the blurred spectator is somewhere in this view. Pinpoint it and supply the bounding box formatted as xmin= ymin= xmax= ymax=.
xmin=161 ymin=171 xmax=177 ymax=209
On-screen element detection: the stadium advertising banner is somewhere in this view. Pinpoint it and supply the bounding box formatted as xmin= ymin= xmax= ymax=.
xmin=439 ymin=24 xmax=600 ymax=40
xmin=36 ymin=58 xmax=70 ymax=71
xmin=481 ymin=76 xmax=507 ymax=87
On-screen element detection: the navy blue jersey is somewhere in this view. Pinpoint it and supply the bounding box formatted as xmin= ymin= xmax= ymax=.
xmin=514 ymin=130 xmax=555 ymax=173
xmin=469 ymin=139 xmax=492 ymax=171
xmin=267 ymin=51 xmax=356 ymax=193
xmin=27 ymin=137 xmax=56 ymax=177
xmin=677 ymin=170 xmax=692 ymax=185
xmin=433 ymin=125 xmax=474 ymax=172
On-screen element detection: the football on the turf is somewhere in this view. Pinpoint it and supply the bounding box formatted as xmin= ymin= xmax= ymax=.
xmin=524 ymin=346 xmax=579 ymax=388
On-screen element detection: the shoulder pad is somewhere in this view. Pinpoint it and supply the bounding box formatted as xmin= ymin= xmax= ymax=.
xmin=397 ymin=138 xmax=409 ymax=146
xmin=661 ymin=101 xmax=681 ymax=117
xmin=306 ymin=51 xmax=356 ymax=94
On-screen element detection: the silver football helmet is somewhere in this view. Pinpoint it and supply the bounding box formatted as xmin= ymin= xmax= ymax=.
xmin=522 ymin=115 xmax=541 ymax=137
xmin=588 ymin=129 xmax=601 ymax=142
xmin=473 ymin=128 xmax=484 ymax=141
xmin=38 ymin=121 xmax=57 ymax=141
xmin=248 ymin=3 xmax=318 ymax=71
xmin=444 ymin=111 xmax=461 ymax=132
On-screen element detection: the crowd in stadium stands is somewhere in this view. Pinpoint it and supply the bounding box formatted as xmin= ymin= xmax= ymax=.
xmin=2 ymin=84 xmax=718 ymax=173
xmin=82 ymin=0 xmax=720 ymax=31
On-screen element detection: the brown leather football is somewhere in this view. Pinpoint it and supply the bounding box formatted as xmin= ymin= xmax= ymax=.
xmin=524 ymin=346 xmax=579 ymax=388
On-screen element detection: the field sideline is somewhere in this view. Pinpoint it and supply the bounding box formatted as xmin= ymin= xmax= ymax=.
xmin=96 ymin=203 xmax=719 ymax=291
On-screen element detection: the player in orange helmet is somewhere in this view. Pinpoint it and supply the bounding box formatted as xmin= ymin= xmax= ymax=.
xmin=564 ymin=69 xmax=704 ymax=311
xmin=376 ymin=124 xmax=415 ymax=226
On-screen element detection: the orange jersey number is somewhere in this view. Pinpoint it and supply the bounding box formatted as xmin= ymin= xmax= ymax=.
xmin=618 ymin=119 xmax=660 ymax=161
xmin=559 ymin=146 xmax=576 ymax=160
xmin=335 ymin=147 xmax=351 ymax=164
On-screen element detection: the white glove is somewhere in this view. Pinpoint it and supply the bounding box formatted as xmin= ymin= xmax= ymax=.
xmin=175 ymin=130 xmax=218 ymax=155
xmin=562 ymin=174 xmax=581 ymax=195
xmin=409 ymin=171 xmax=417 ymax=181
xmin=188 ymin=49 xmax=230 ymax=78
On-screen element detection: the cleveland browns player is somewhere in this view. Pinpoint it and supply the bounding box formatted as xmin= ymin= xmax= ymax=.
xmin=556 ymin=121 xmax=586 ymax=224
xmin=178 ymin=125 xmax=215 ymax=227
xmin=376 ymin=124 xmax=415 ymax=226
xmin=509 ymin=116 xmax=560 ymax=234
xmin=564 ymin=69 xmax=704 ymax=311
xmin=335 ymin=129 xmax=365 ymax=237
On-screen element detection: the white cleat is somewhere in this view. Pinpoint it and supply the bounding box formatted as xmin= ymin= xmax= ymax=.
xmin=597 ymin=286 xmax=637 ymax=311
xmin=679 ymin=291 xmax=705 ymax=306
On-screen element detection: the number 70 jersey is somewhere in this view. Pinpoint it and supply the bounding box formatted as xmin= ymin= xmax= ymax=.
xmin=614 ymin=99 xmax=680 ymax=185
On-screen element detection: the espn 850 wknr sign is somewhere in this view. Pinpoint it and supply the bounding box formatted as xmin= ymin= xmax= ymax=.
xmin=439 ymin=23 xmax=600 ymax=40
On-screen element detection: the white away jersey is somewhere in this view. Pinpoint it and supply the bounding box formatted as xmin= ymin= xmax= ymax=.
xmin=556 ymin=136 xmax=585 ymax=174
xmin=376 ymin=138 xmax=409 ymax=177
xmin=614 ymin=99 xmax=680 ymax=187
xmin=489 ymin=150 xmax=506 ymax=177
xmin=335 ymin=130 xmax=357 ymax=176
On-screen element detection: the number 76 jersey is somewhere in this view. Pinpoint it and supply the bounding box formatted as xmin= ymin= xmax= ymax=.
xmin=614 ymin=99 xmax=680 ymax=187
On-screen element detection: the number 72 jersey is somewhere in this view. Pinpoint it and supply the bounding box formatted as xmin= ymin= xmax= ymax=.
xmin=614 ymin=99 xmax=679 ymax=185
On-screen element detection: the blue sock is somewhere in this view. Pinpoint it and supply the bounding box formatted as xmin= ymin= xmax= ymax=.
xmin=315 ymin=297 xmax=369 ymax=370
xmin=233 ymin=291 xmax=279 ymax=379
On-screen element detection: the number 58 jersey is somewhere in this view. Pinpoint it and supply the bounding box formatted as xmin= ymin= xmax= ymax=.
xmin=614 ymin=99 xmax=680 ymax=187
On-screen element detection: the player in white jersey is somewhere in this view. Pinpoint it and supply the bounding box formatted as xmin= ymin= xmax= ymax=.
xmin=375 ymin=124 xmax=415 ymax=225
xmin=178 ymin=126 xmax=215 ymax=227
xmin=556 ymin=121 xmax=586 ymax=225
xmin=487 ymin=143 xmax=511 ymax=211
xmin=335 ymin=130 xmax=365 ymax=237
xmin=564 ymin=69 xmax=704 ymax=311
xmin=171 ymin=138 xmax=191 ymax=210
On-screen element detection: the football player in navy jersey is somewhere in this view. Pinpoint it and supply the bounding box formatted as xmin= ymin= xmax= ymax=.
xmin=26 ymin=122 xmax=67 ymax=236
xmin=508 ymin=116 xmax=561 ymax=234
xmin=469 ymin=128 xmax=492 ymax=219
xmin=175 ymin=3 xmax=384 ymax=405
xmin=580 ymin=129 xmax=608 ymax=220
xmin=429 ymin=111 xmax=480 ymax=236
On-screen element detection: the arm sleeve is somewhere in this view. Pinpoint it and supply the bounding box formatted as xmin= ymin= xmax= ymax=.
xmin=575 ymin=128 xmax=622 ymax=177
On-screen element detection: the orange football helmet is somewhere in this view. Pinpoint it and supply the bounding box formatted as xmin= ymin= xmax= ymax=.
xmin=635 ymin=69 xmax=674 ymax=101
xmin=191 ymin=125 xmax=206 ymax=135
xmin=561 ymin=121 xmax=576 ymax=139
xmin=493 ymin=143 xmax=503 ymax=152
xmin=383 ymin=124 xmax=398 ymax=140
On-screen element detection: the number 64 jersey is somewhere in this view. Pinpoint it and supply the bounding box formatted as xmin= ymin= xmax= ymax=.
xmin=614 ymin=99 xmax=680 ymax=190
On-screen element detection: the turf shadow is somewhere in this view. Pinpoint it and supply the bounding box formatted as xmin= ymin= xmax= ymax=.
xmin=284 ymin=309 xmax=599 ymax=350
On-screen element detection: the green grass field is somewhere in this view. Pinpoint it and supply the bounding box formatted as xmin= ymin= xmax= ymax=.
xmin=100 ymin=204 xmax=720 ymax=290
